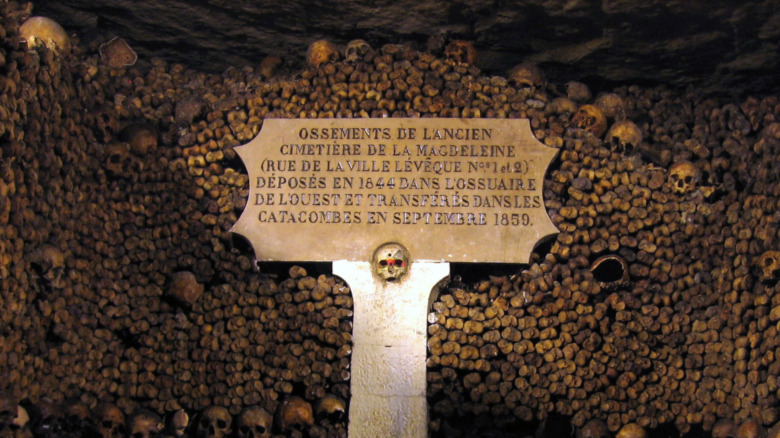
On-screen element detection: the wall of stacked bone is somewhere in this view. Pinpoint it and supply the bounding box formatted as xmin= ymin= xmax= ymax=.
xmin=0 ymin=1 xmax=779 ymax=437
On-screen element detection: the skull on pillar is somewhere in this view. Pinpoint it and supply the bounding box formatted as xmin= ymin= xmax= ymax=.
xmin=373 ymin=242 xmax=410 ymax=282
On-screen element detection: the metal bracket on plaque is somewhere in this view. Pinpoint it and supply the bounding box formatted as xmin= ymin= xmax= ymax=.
xmin=231 ymin=118 xmax=558 ymax=437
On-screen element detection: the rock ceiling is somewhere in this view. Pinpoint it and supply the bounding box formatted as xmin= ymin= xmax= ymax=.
xmin=33 ymin=0 xmax=780 ymax=97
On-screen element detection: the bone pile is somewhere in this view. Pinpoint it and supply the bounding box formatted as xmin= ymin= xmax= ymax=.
xmin=0 ymin=0 xmax=779 ymax=437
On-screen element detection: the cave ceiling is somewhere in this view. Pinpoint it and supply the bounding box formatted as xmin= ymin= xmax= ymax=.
xmin=32 ymin=0 xmax=780 ymax=97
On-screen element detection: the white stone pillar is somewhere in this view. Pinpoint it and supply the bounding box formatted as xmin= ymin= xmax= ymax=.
xmin=333 ymin=260 xmax=449 ymax=438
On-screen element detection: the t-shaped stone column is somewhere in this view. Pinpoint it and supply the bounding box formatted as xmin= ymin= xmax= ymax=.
xmin=333 ymin=257 xmax=448 ymax=438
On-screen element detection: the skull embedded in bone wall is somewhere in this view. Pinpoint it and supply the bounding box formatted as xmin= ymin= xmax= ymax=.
xmin=194 ymin=406 xmax=232 ymax=438
xmin=507 ymin=63 xmax=545 ymax=89
xmin=577 ymin=418 xmax=609 ymax=438
xmin=313 ymin=394 xmax=346 ymax=426
xmin=29 ymin=244 xmax=65 ymax=287
xmin=344 ymin=39 xmax=372 ymax=64
xmin=19 ymin=16 xmax=71 ymax=55
xmin=164 ymin=409 xmax=188 ymax=437
xmin=92 ymin=403 xmax=125 ymax=438
xmin=605 ymin=120 xmax=643 ymax=153
xmin=444 ymin=40 xmax=477 ymax=65
xmin=103 ymin=141 xmax=132 ymax=177
xmin=274 ymin=396 xmax=314 ymax=434
xmin=572 ymin=104 xmax=608 ymax=138
xmin=667 ymin=160 xmax=699 ymax=196
xmin=306 ymin=40 xmax=339 ymax=68
xmin=758 ymin=251 xmax=780 ymax=283
xmin=127 ymin=409 xmax=163 ymax=438
xmin=235 ymin=406 xmax=272 ymax=438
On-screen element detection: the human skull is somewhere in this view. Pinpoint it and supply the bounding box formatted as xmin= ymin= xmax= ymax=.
xmin=274 ymin=396 xmax=314 ymax=433
xmin=165 ymin=409 xmax=188 ymax=437
xmin=616 ymin=422 xmax=647 ymax=438
xmin=550 ymin=97 xmax=578 ymax=115
xmin=30 ymin=244 xmax=65 ymax=286
xmin=127 ymin=409 xmax=163 ymax=438
xmin=508 ymin=63 xmax=545 ymax=89
xmin=175 ymin=95 xmax=207 ymax=127
xmin=30 ymin=397 xmax=63 ymax=437
xmin=104 ymin=141 xmax=131 ymax=177
xmin=258 ymin=55 xmax=282 ymax=79
xmin=595 ymin=92 xmax=627 ymax=121
xmin=373 ymin=242 xmax=409 ymax=282
xmin=93 ymin=403 xmax=125 ymax=438
xmin=313 ymin=394 xmax=346 ymax=426
xmin=99 ymin=37 xmax=137 ymax=68
xmin=572 ymin=104 xmax=608 ymax=138
xmin=736 ymin=419 xmax=767 ymax=438
xmin=235 ymin=406 xmax=272 ymax=438
xmin=565 ymin=81 xmax=592 ymax=102
xmin=306 ymin=40 xmax=339 ymax=68
xmin=13 ymin=405 xmax=29 ymax=429
xmin=167 ymin=271 xmax=204 ymax=307
xmin=444 ymin=40 xmax=477 ymax=65
xmin=577 ymin=418 xmax=609 ymax=438
xmin=94 ymin=108 xmax=120 ymax=143
xmin=0 ymin=392 xmax=18 ymax=431
xmin=712 ymin=418 xmax=737 ymax=438
xmin=19 ymin=16 xmax=71 ymax=55
xmin=120 ymin=123 xmax=158 ymax=155
xmin=758 ymin=251 xmax=780 ymax=283
xmin=667 ymin=160 xmax=699 ymax=195
xmin=194 ymin=406 xmax=232 ymax=438
xmin=344 ymin=39 xmax=372 ymax=64
xmin=605 ymin=120 xmax=642 ymax=153
xmin=768 ymin=422 xmax=780 ymax=438
xmin=63 ymin=400 xmax=92 ymax=434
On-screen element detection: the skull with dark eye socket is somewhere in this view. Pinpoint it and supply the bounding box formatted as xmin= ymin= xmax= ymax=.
xmin=373 ymin=243 xmax=409 ymax=282
xmin=93 ymin=402 xmax=125 ymax=438
xmin=314 ymin=394 xmax=346 ymax=426
xmin=667 ymin=160 xmax=699 ymax=196
xmin=235 ymin=406 xmax=272 ymax=438
xmin=194 ymin=406 xmax=231 ymax=438
xmin=571 ymin=104 xmax=607 ymax=138
xmin=127 ymin=409 xmax=163 ymax=438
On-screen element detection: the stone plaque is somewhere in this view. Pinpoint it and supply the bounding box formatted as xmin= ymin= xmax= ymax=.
xmin=231 ymin=118 xmax=558 ymax=263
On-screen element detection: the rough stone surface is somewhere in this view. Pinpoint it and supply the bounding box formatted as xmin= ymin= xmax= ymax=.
xmin=34 ymin=0 xmax=779 ymax=97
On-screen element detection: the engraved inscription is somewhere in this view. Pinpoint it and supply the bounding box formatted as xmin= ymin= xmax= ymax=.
xmin=231 ymin=118 xmax=559 ymax=263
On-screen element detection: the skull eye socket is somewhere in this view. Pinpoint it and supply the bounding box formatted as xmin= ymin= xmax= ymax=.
xmin=379 ymin=259 xmax=404 ymax=267
xmin=217 ymin=419 xmax=227 ymax=429
xmin=684 ymin=176 xmax=693 ymax=183
xmin=765 ymin=258 xmax=775 ymax=267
